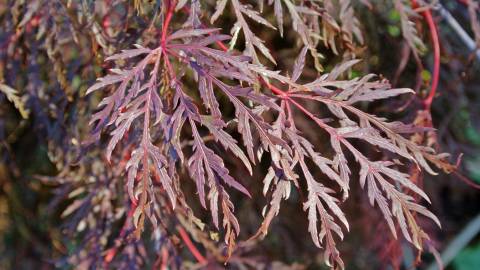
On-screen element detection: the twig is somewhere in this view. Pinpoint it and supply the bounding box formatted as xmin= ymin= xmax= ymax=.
xmin=177 ymin=226 xmax=208 ymax=264
xmin=411 ymin=0 xmax=441 ymax=110
xmin=103 ymin=205 xmax=135 ymax=267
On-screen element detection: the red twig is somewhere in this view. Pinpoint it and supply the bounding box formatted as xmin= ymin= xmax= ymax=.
xmin=411 ymin=0 xmax=441 ymax=110
xmin=160 ymin=246 xmax=169 ymax=270
xmin=162 ymin=1 xmax=179 ymax=83
xmin=161 ymin=0 xmax=176 ymax=48
xmin=453 ymin=170 xmax=480 ymax=189
xmin=177 ymin=227 xmax=208 ymax=264
xmin=211 ymin=31 xmax=323 ymax=130
xmin=160 ymin=3 xmax=209 ymax=265
xmin=103 ymin=205 xmax=136 ymax=267
xmin=215 ymin=39 xmax=229 ymax=52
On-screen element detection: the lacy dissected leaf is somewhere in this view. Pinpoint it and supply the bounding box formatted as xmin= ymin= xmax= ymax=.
xmin=210 ymin=79 xmax=287 ymax=164
xmin=301 ymin=160 xmax=348 ymax=269
xmin=358 ymin=159 xmax=440 ymax=249
xmin=201 ymin=116 xmax=253 ymax=175
xmin=0 ymin=83 xmax=29 ymax=119
xmin=394 ymin=0 xmax=426 ymax=57
xmin=291 ymin=46 xmax=308 ymax=82
xmin=230 ymin=0 xmax=276 ymax=64
xmin=257 ymin=59 xmax=444 ymax=255
xmin=3 ymin=0 xmax=463 ymax=268
xmin=270 ymin=60 xmax=440 ymax=175
xmin=286 ymin=124 xmax=349 ymax=198
xmin=188 ymin=117 xmax=250 ymax=211
xmin=87 ymin=50 xmax=177 ymax=236
xmin=80 ymin=3 xmax=450 ymax=268
xmin=258 ymin=167 xmax=292 ymax=233
xmin=339 ymin=0 xmax=364 ymax=49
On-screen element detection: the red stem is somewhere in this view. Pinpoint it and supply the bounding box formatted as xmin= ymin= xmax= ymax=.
xmin=161 ymin=0 xmax=175 ymax=48
xmin=215 ymin=40 xmax=229 ymax=51
xmin=457 ymin=0 xmax=469 ymax=6
xmin=411 ymin=0 xmax=441 ymax=110
xmin=211 ymin=31 xmax=321 ymax=129
xmin=453 ymin=171 xmax=480 ymax=189
xmin=177 ymin=227 xmax=208 ymax=264
xmin=160 ymin=247 xmax=169 ymax=270
xmin=103 ymin=205 xmax=136 ymax=267
xmin=160 ymin=2 xmax=209 ymax=264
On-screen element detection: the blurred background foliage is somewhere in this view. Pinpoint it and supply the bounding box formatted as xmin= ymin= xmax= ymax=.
xmin=0 ymin=0 xmax=480 ymax=269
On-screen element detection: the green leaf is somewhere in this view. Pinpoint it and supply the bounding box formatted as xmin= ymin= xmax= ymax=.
xmin=389 ymin=10 xmax=401 ymax=22
xmin=388 ymin=25 xmax=401 ymax=37
xmin=421 ymin=70 xmax=432 ymax=82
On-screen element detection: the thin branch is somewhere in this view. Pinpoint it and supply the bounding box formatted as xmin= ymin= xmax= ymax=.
xmin=411 ymin=0 xmax=440 ymax=110
xmin=177 ymin=226 xmax=208 ymax=264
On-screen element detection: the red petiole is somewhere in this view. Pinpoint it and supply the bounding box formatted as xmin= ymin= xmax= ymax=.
xmin=411 ymin=0 xmax=441 ymax=111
